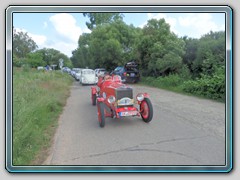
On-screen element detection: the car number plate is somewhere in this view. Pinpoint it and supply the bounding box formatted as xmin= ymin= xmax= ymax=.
xmin=119 ymin=111 xmax=137 ymax=117
xmin=130 ymin=73 xmax=135 ymax=77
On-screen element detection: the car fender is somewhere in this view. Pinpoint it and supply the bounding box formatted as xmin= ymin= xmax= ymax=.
xmin=91 ymin=87 xmax=97 ymax=95
xmin=97 ymin=97 xmax=105 ymax=102
xmin=143 ymin=93 xmax=150 ymax=98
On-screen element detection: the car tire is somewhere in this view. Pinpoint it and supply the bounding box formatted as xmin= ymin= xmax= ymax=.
xmin=92 ymin=94 xmax=96 ymax=106
xmin=97 ymin=102 xmax=105 ymax=127
xmin=140 ymin=98 xmax=153 ymax=123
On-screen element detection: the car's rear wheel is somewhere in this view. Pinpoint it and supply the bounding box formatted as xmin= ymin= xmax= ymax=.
xmin=92 ymin=94 xmax=96 ymax=106
xmin=140 ymin=98 xmax=153 ymax=123
xmin=97 ymin=102 xmax=105 ymax=127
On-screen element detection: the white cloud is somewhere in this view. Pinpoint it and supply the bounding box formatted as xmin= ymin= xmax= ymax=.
xmin=43 ymin=22 xmax=48 ymax=29
xmin=178 ymin=13 xmax=224 ymax=38
xmin=45 ymin=41 xmax=77 ymax=58
xmin=141 ymin=13 xmax=224 ymax=38
xmin=49 ymin=13 xmax=82 ymax=43
xmin=29 ymin=33 xmax=47 ymax=46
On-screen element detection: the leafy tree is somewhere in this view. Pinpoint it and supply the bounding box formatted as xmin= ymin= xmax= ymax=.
xmin=25 ymin=52 xmax=45 ymax=68
xmin=182 ymin=36 xmax=199 ymax=74
xmin=83 ymin=13 xmax=123 ymax=30
xmin=137 ymin=19 xmax=185 ymax=76
xmin=36 ymin=48 xmax=73 ymax=69
xmin=192 ymin=31 xmax=225 ymax=77
xmin=13 ymin=29 xmax=38 ymax=58
xmin=72 ymin=19 xmax=140 ymax=71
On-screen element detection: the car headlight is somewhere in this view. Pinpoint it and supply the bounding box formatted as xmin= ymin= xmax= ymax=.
xmin=136 ymin=93 xmax=144 ymax=101
xmin=107 ymin=96 xmax=116 ymax=104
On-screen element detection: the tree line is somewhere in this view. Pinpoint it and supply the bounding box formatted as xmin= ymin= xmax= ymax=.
xmin=13 ymin=28 xmax=73 ymax=69
xmin=12 ymin=13 xmax=225 ymax=100
xmin=71 ymin=13 xmax=225 ymax=101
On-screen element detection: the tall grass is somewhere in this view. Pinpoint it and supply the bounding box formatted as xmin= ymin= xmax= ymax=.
xmin=13 ymin=68 xmax=73 ymax=165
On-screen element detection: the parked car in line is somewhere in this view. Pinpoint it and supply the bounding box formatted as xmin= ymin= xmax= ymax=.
xmin=91 ymin=74 xmax=153 ymax=127
xmin=95 ymin=68 xmax=107 ymax=77
xmin=80 ymin=69 xmax=98 ymax=85
xmin=111 ymin=62 xmax=140 ymax=83
xmin=72 ymin=68 xmax=82 ymax=81
xmin=37 ymin=66 xmax=44 ymax=70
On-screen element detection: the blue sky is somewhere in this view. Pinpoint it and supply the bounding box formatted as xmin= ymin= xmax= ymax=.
xmin=13 ymin=13 xmax=225 ymax=57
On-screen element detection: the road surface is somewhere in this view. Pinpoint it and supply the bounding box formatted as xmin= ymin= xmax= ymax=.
xmin=44 ymin=81 xmax=225 ymax=165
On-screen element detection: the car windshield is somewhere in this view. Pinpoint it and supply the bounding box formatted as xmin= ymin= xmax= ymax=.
xmin=82 ymin=70 xmax=94 ymax=74
xmin=114 ymin=67 xmax=123 ymax=71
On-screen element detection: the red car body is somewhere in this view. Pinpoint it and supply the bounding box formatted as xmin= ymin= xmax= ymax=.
xmin=91 ymin=75 xmax=153 ymax=127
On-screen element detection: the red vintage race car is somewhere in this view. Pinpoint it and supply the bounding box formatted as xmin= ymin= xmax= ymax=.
xmin=91 ymin=74 xmax=153 ymax=127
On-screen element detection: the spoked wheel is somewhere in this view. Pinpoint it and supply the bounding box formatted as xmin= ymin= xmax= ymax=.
xmin=97 ymin=102 xmax=105 ymax=127
xmin=92 ymin=94 xmax=96 ymax=106
xmin=140 ymin=98 xmax=153 ymax=123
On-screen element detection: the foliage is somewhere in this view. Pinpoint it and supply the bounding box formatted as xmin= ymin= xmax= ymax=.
xmin=83 ymin=13 xmax=124 ymax=30
xmin=137 ymin=19 xmax=185 ymax=77
xmin=25 ymin=52 xmax=46 ymax=68
xmin=36 ymin=48 xmax=73 ymax=69
xmin=182 ymin=67 xmax=225 ymax=100
xmin=71 ymin=19 xmax=140 ymax=70
xmin=13 ymin=68 xmax=73 ymax=165
xmin=13 ymin=29 xmax=38 ymax=58
xmin=192 ymin=31 xmax=225 ymax=77
xmin=140 ymin=75 xmax=184 ymax=94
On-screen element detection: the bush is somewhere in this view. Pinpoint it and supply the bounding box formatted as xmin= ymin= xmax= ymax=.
xmin=141 ymin=74 xmax=183 ymax=91
xmin=182 ymin=68 xmax=225 ymax=100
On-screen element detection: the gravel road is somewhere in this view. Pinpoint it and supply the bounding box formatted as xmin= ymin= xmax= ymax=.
xmin=44 ymin=81 xmax=225 ymax=166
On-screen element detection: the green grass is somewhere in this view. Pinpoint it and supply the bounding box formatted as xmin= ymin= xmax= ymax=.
xmin=139 ymin=76 xmax=225 ymax=102
xmin=13 ymin=68 xmax=73 ymax=165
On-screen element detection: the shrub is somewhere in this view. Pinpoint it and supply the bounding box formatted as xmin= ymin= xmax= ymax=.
xmin=182 ymin=68 xmax=225 ymax=100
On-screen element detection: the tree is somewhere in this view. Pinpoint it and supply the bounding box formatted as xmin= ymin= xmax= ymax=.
xmin=25 ymin=52 xmax=45 ymax=68
xmin=13 ymin=29 xmax=38 ymax=58
xmin=182 ymin=36 xmax=199 ymax=74
xmin=72 ymin=19 xmax=140 ymax=71
xmin=192 ymin=31 xmax=225 ymax=77
xmin=36 ymin=48 xmax=73 ymax=69
xmin=137 ymin=19 xmax=185 ymax=76
xmin=83 ymin=13 xmax=123 ymax=30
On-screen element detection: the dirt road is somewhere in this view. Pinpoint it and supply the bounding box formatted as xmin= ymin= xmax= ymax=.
xmin=44 ymin=81 xmax=225 ymax=165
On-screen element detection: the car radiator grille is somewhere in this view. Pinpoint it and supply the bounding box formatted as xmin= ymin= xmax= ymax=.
xmin=115 ymin=87 xmax=133 ymax=100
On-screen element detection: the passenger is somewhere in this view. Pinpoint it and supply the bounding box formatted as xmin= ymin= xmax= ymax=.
xmin=113 ymin=75 xmax=121 ymax=83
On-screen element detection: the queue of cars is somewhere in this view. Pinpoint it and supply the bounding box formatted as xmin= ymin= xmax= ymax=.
xmin=63 ymin=61 xmax=140 ymax=85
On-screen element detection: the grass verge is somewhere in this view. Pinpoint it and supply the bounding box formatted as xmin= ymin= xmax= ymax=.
xmin=13 ymin=68 xmax=73 ymax=165
xmin=139 ymin=76 xmax=225 ymax=102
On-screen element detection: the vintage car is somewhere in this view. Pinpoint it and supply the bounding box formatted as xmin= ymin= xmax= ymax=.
xmin=80 ymin=69 xmax=98 ymax=85
xmin=91 ymin=75 xmax=153 ymax=127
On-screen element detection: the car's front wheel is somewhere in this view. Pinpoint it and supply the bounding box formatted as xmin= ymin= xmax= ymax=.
xmin=92 ymin=94 xmax=96 ymax=106
xmin=140 ymin=98 xmax=153 ymax=123
xmin=97 ymin=102 xmax=105 ymax=127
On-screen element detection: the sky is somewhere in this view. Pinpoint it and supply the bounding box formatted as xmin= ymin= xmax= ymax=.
xmin=13 ymin=12 xmax=225 ymax=57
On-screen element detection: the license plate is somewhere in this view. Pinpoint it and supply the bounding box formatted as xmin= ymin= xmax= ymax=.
xmin=130 ymin=73 xmax=135 ymax=77
xmin=119 ymin=111 xmax=137 ymax=117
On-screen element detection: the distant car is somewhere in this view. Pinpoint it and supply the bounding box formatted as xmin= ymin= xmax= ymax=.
xmin=111 ymin=62 xmax=140 ymax=83
xmin=95 ymin=68 xmax=106 ymax=77
xmin=72 ymin=68 xmax=82 ymax=80
xmin=37 ymin=66 xmax=44 ymax=70
xmin=80 ymin=69 xmax=98 ymax=85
